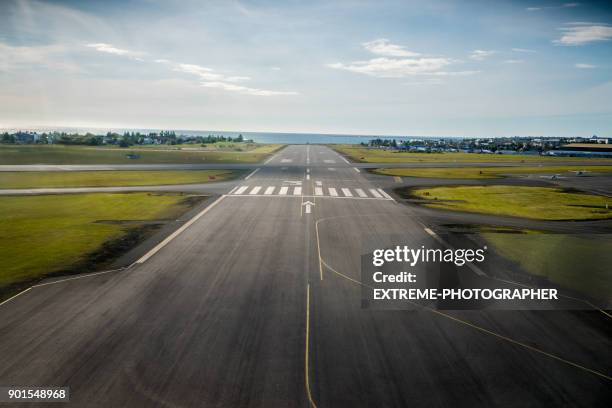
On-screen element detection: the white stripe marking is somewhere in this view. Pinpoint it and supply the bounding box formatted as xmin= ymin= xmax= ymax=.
xmin=378 ymin=189 xmax=393 ymax=200
xmin=306 ymin=174 xmax=310 ymax=180
xmin=136 ymin=195 xmax=226 ymax=264
xmin=315 ymin=187 xmax=323 ymax=196
xmin=264 ymin=186 xmax=275 ymax=195
xmin=293 ymin=187 xmax=302 ymax=196
xmin=341 ymin=188 xmax=353 ymax=197
xmin=329 ymin=187 xmax=338 ymax=197
xmin=355 ymin=188 xmax=367 ymax=197
xmin=249 ymin=186 xmax=262 ymax=195
xmin=279 ymin=186 xmax=289 ymax=195
xmin=354 ymin=167 xmax=360 ymax=173
xmin=234 ymin=186 xmax=249 ymax=195
xmin=341 ymin=156 xmax=350 ymax=164
xmin=369 ymin=189 xmax=382 ymax=198
xmin=316 ymin=181 xmax=322 ymax=186
xmin=245 ymin=168 xmax=260 ymax=180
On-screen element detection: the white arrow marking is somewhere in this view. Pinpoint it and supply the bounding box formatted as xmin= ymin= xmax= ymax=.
xmin=302 ymin=200 xmax=315 ymax=214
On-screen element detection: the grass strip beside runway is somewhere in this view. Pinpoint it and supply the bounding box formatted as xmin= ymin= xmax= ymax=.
xmin=484 ymin=233 xmax=612 ymax=301
xmin=0 ymin=144 xmax=283 ymax=164
xmin=0 ymin=170 xmax=242 ymax=189
xmin=410 ymin=185 xmax=611 ymax=220
xmin=373 ymin=165 xmax=612 ymax=179
xmin=332 ymin=144 xmax=610 ymax=163
xmin=0 ymin=192 xmax=204 ymax=292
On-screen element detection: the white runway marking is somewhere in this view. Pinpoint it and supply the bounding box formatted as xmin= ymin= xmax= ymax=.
xmin=245 ymin=168 xmax=260 ymax=180
xmin=369 ymin=189 xmax=383 ymax=198
xmin=355 ymin=188 xmax=367 ymax=197
xmin=340 ymin=156 xmax=350 ymax=164
xmin=249 ymin=186 xmax=262 ymax=195
xmin=324 ymin=159 xmax=335 ymax=163
xmin=341 ymin=188 xmax=353 ymax=197
xmin=306 ymin=174 xmax=310 ymax=180
xmin=279 ymin=186 xmax=289 ymax=195
xmin=281 ymin=158 xmax=293 ymax=163
xmin=293 ymin=187 xmax=302 ymax=196
xmin=378 ymin=189 xmax=392 ymax=200
xmin=316 ymin=181 xmax=322 ymax=186
xmin=315 ymin=187 xmax=323 ymax=196
xmin=264 ymin=186 xmax=275 ymax=195
xmin=354 ymin=167 xmax=360 ymax=173
xmin=328 ymin=187 xmax=338 ymax=197
xmin=328 ymin=168 xmax=335 ymax=171
xmin=234 ymin=185 xmax=249 ymax=195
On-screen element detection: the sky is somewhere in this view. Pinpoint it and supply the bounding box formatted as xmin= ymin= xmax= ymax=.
xmin=1 ymin=0 xmax=611 ymax=137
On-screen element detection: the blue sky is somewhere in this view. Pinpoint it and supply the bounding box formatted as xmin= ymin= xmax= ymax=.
xmin=1 ymin=0 xmax=611 ymax=137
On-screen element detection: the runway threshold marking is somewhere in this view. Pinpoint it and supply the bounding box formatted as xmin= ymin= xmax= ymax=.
xmin=341 ymin=188 xmax=353 ymax=197
xmin=355 ymin=188 xmax=367 ymax=198
xmin=315 ymin=187 xmax=323 ymax=196
xmin=245 ymin=168 xmax=260 ymax=180
xmin=249 ymin=186 xmax=262 ymax=195
xmin=319 ymin=256 xmax=612 ymax=382
xmin=264 ymin=186 xmax=275 ymax=195
xmin=234 ymin=185 xmax=249 ymax=195
xmin=279 ymin=186 xmax=289 ymax=195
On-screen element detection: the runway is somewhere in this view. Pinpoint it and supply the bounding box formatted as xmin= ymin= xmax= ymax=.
xmin=0 ymin=145 xmax=610 ymax=407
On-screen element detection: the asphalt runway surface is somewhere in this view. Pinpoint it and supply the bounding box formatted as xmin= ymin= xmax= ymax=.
xmin=0 ymin=145 xmax=610 ymax=407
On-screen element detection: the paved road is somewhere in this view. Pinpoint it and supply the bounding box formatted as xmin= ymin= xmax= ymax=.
xmin=0 ymin=145 xmax=610 ymax=407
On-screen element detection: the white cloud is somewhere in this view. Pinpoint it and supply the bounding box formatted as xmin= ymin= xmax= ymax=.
xmin=86 ymin=45 xmax=294 ymax=96
xmin=527 ymin=3 xmax=580 ymax=12
xmin=512 ymin=48 xmax=536 ymax=53
xmin=362 ymin=39 xmax=420 ymax=57
xmin=470 ymin=49 xmax=496 ymax=61
xmin=86 ymin=43 xmax=144 ymax=59
xmin=200 ymin=81 xmax=298 ymax=96
xmin=554 ymin=23 xmax=612 ymax=45
xmin=575 ymin=63 xmax=596 ymax=69
xmin=504 ymin=59 xmax=525 ymax=64
xmin=329 ymin=40 xmax=479 ymax=78
xmin=328 ymin=57 xmax=454 ymax=78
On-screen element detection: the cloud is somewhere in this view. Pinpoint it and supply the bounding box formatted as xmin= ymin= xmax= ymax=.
xmin=86 ymin=43 xmax=144 ymax=60
xmin=328 ymin=57 xmax=454 ymax=78
xmin=469 ymin=49 xmax=496 ymax=61
xmin=512 ymin=48 xmax=536 ymax=53
xmin=200 ymin=81 xmax=298 ymax=96
xmin=328 ymin=39 xmax=476 ymax=78
xmin=504 ymin=59 xmax=524 ymax=64
xmin=554 ymin=23 xmax=612 ymax=45
xmin=575 ymin=63 xmax=596 ymax=68
xmin=527 ymin=3 xmax=580 ymax=11
xmin=362 ymin=39 xmax=420 ymax=57
xmin=86 ymin=44 xmax=295 ymax=96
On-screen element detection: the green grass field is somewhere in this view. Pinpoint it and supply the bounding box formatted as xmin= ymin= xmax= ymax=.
xmin=374 ymin=165 xmax=612 ymax=179
xmin=0 ymin=192 xmax=201 ymax=291
xmin=0 ymin=144 xmax=283 ymax=164
xmin=100 ymin=142 xmax=280 ymax=153
xmin=332 ymin=144 xmax=610 ymax=164
xmin=0 ymin=170 xmax=242 ymax=189
xmin=484 ymin=233 xmax=612 ymax=301
xmin=410 ymin=185 xmax=611 ymax=220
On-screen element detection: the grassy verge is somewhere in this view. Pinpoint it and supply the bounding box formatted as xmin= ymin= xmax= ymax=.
xmin=373 ymin=165 xmax=612 ymax=179
xmin=0 ymin=144 xmax=284 ymax=164
xmin=409 ymin=185 xmax=611 ymax=220
xmin=483 ymin=232 xmax=612 ymax=301
xmin=331 ymin=144 xmax=610 ymax=164
xmin=0 ymin=192 xmax=204 ymax=295
xmin=0 ymin=170 xmax=242 ymax=189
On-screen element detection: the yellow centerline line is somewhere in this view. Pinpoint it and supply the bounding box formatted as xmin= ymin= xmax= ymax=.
xmin=305 ymin=283 xmax=318 ymax=407
xmin=319 ymin=259 xmax=612 ymax=382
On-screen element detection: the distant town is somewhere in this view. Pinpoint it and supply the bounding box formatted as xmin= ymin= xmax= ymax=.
xmin=1 ymin=130 xmax=611 ymax=157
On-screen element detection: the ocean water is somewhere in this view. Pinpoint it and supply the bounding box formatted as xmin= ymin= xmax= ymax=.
xmin=9 ymin=126 xmax=453 ymax=145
